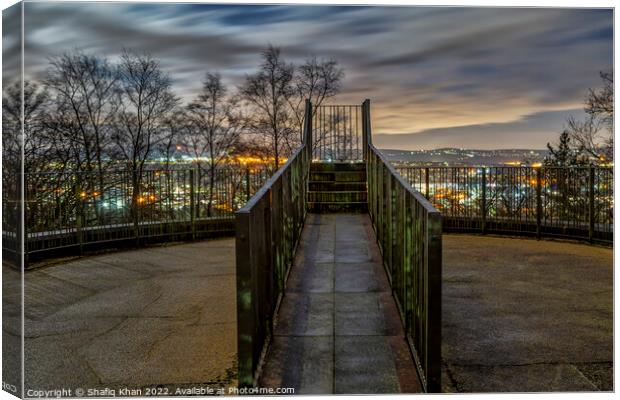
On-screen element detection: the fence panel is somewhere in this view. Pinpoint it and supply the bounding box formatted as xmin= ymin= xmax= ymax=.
xmin=396 ymin=165 xmax=613 ymax=243
xmin=312 ymin=105 xmax=363 ymax=161
xmin=21 ymin=166 xmax=269 ymax=261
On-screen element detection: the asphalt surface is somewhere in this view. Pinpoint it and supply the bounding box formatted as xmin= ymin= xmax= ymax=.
xmin=18 ymin=239 xmax=237 ymax=395
xmin=441 ymin=234 xmax=613 ymax=392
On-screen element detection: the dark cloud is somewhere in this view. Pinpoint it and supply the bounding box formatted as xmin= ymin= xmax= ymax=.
xmin=2 ymin=3 xmax=21 ymax=87
xmin=367 ymin=22 xmax=525 ymax=68
xmin=4 ymin=3 xmax=613 ymax=149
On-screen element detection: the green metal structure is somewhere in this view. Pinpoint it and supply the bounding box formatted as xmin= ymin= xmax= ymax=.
xmin=234 ymin=99 xmax=443 ymax=392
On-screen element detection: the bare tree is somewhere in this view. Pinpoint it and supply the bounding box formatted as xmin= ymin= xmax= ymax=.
xmin=586 ymin=71 xmax=613 ymax=128
xmin=288 ymin=56 xmax=344 ymax=145
xmin=240 ymin=45 xmax=295 ymax=169
xmin=3 ymin=80 xmax=52 ymax=231
xmin=185 ymin=72 xmax=243 ymax=216
xmin=3 ymin=80 xmax=51 ymax=172
xmin=565 ymin=115 xmax=611 ymax=162
xmin=227 ymin=138 xmax=272 ymax=208
xmin=154 ymin=108 xmax=186 ymax=220
xmin=44 ymin=51 xmax=119 ymax=189
xmin=1 ymin=80 xmax=23 ymax=188
xmin=158 ymin=109 xmax=186 ymax=170
xmin=112 ymin=50 xmax=179 ymax=229
xmin=561 ymin=72 xmax=614 ymax=164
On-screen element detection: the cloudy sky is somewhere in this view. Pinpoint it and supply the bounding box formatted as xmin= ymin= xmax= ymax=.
xmin=4 ymin=2 xmax=614 ymax=149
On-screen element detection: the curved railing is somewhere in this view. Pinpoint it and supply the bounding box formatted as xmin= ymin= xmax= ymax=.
xmin=395 ymin=165 xmax=613 ymax=244
xmin=4 ymin=166 xmax=270 ymax=265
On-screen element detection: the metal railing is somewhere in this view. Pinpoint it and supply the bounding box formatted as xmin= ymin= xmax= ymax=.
xmin=395 ymin=166 xmax=613 ymax=244
xmin=235 ymin=100 xmax=312 ymax=387
xmin=364 ymin=100 xmax=443 ymax=392
xmin=312 ymin=104 xmax=363 ymax=161
xmin=3 ymin=166 xmax=270 ymax=264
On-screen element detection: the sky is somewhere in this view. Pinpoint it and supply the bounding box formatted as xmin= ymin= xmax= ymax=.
xmin=3 ymin=2 xmax=614 ymax=150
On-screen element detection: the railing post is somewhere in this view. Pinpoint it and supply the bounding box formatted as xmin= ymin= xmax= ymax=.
xmin=536 ymin=167 xmax=542 ymax=240
xmin=235 ymin=211 xmax=254 ymax=387
xmin=190 ymin=168 xmax=196 ymax=240
xmin=304 ymin=99 xmax=313 ymax=163
xmin=366 ymin=99 xmax=372 ymax=148
xmin=387 ymin=174 xmax=394 ymax=277
xmin=425 ymin=167 xmax=430 ymax=198
xmin=481 ymin=168 xmax=487 ymax=234
xmin=76 ymin=194 xmax=84 ymax=255
xmin=589 ymin=165 xmax=595 ymax=242
xmin=362 ymin=99 xmax=372 ymax=161
xmin=133 ymin=187 xmax=140 ymax=247
xmin=427 ymin=211 xmax=442 ymax=393
xmin=245 ymin=167 xmax=251 ymax=202
xmin=362 ymin=100 xmax=368 ymax=161
xmin=302 ymin=99 xmax=313 ymax=212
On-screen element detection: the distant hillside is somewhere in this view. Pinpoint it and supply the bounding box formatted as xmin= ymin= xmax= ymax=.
xmin=379 ymin=148 xmax=548 ymax=166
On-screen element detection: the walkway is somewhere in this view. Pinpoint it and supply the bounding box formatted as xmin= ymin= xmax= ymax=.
xmin=442 ymin=235 xmax=613 ymax=392
xmin=259 ymin=213 xmax=422 ymax=394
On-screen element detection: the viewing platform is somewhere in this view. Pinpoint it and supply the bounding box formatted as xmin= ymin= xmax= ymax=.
xmin=7 ymin=99 xmax=613 ymax=395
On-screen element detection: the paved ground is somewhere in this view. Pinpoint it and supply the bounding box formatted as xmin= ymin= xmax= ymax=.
xmin=15 ymin=239 xmax=238 ymax=395
xmin=4 ymin=231 xmax=612 ymax=394
xmin=3 ymin=265 xmax=23 ymax=396
xmin=442 ymin=234 xmax=613 ymax=392
xmin=259 ymin=213 xmax=422 ymax=394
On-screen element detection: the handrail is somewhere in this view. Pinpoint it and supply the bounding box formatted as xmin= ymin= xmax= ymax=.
xmin=237 ymin=147 xmax=305 ymax=213
xmin=363 ymin=99 xmax=442 ymax=393
xmin=235 ymin=100 xmax=312 ymax=387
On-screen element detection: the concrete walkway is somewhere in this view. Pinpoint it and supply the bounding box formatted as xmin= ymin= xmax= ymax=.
xmin=259 ymin=213 xmax=422 ymax=394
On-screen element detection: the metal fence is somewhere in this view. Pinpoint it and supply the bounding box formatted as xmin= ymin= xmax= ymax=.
xmin=235 ymin=100 xmax=312 ymax=387
xmin=312 ymin=104 xmax=363 ymax=161
xmin=13 ymin=165 xmax=270 ymax=262
xmin=395 ymin=166 xmax=613 ymax=243
xmin=364 ymin=100 xmax=443 ymax=392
